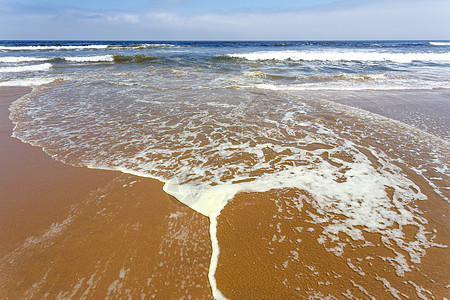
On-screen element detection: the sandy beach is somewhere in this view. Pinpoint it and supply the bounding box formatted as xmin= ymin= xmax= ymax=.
xmin=1 ymin=39 xmax=449 ymax=299
xmin=0 ymin=87 xmax=212 ymax=298
xmin=215 ymin=188 xmax=450 ymax=299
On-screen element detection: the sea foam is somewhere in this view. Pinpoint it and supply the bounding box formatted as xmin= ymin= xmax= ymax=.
xmin=429 ymin=42 xmax=450 ymax=46
xmin=64 ymin=55 xmax=115 ymax=63
xmin=0 ymin=56 xmax=49 ymax=63
xmin=0 ymin=63 xmax=52 ymax=73
xmin=0 ymin=78 xmax=57 ymax=86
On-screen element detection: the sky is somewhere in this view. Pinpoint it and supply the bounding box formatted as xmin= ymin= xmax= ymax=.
xmin=0 ymin=0 xmax=449 ymax=40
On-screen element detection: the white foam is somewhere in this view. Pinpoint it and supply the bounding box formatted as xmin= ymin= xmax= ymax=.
xmin=0 ymin=63 xmax=52 ymax=73
xmin=254 ymin=80 xmax=450 ymax=91
xmin=163 ymin=144 xmax=429 ymax=298
xmin=64 ymin=55 xmax=114 ymax=63
xmin=11 ymin=82 xmax=448 ymax=299
xmin=228 ymin=50 xmax=450 ymax=63
xmin=0 ymin=78 xmax=57 ymax=86
xmin=0 ymin=56 xmax=48 ymax=63
xmin=429 ymin=42 xmax=450 ymax=46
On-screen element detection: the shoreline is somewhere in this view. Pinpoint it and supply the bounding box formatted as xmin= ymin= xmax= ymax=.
xmin=0 ymin=87 xmax=212 ymax=298
xmin=2 ymin=85 xmax=448 ymax=299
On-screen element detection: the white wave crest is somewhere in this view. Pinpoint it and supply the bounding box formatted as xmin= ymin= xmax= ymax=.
xmin=429 ymin=42 xmax=450 ymax=46
xmin=228 ymin=50 xmax=450 ymax=63
xmin=108 ymin=43 xmax=176 ymax=49
xmin=0 ymin=78 xmax=58 ymax=86
xmin=0 ymin=63 xmax=52 ymax=73
xmin=0 ymin=56 xmax=49 ymax=63
xmin=64 ymin=55 xmax=114 ymax=63
xmin=254 ymin=80 xmax=450 ymax=92
xmin=0 ymin=45 xmax=109 ymax=51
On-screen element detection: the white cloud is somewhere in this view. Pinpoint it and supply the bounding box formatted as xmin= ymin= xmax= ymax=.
xmin=0 ymin=0 xmax=449 ymax=40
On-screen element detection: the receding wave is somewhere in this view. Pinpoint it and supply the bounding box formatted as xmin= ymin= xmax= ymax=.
xmin=0 ymin=63 xmax=52 ymax=73
xmin=243 ymin=72 xmax=389 ymax=82
xmin=228 ymin=50 xmax=450 ymax=63
xmin=243 ymin=71 xmax=298 ymax=80
xmin=0 ymin=78 xmax=58 ymax=86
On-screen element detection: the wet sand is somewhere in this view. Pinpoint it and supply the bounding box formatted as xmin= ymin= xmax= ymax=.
xmin=214 ymin=91 xmax=450 ymax=299
xmin=297 ymin=89 xmax=450 ymax=141
xmin=215 ymin=189 xmax=449 ymax=299
xmin=0 ymin=87 xmax=212 ymax=299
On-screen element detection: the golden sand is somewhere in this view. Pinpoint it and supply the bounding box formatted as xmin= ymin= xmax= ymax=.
xmin=0 ymin=87 xmax=212 ymax=299
xmin=215 ymin=187 xmax=449 ymax=299
xmin=2 ymin=86 xmax=448 ymax=299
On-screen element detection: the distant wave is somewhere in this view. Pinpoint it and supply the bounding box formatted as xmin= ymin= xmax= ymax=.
xmin=0 ymin=45 xmax=109 ymax=51
xmin=0 ymin=63 xmax=52 ymax=73
xmin=108 ymin=43 xmax=176 ymax=49
xmin=228 ymin=50 xmax=450 ymax=63
xmin=64 ymin=54 xmax=159 ymax=63
xmin=429 ymin=42 xmax=450 ymax=46
xmin=0 ymin=43 xmax=176 ymax=52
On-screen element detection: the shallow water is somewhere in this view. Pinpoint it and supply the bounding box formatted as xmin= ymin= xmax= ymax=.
xmin=2 ymin=40 xmax=449 ymax=298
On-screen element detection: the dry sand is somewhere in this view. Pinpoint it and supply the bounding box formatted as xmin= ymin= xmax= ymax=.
xmin=0 ymin=87 xmax=212 ymax=299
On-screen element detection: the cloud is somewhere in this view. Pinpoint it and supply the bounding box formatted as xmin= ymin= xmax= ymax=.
xmin=0 ymin=0 xmax=449 ymax=40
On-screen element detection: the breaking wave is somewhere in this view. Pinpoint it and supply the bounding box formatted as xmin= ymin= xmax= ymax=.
xmin=429 ymin=42 xmax=450 ymax=46
xmin=0 ymin=63 xmax=52 ymax=73
xmin=0 ymin=43 xmax=176 ymax=52
xmin=228 ymin=50 xmax=450 ymax=63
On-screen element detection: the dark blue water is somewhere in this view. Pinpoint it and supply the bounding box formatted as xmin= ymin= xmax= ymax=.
xmin=1 ymin=40 xmax=449 ymax=90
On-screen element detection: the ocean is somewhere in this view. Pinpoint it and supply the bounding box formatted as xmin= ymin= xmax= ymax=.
xmin=1 ymin=40 xmax=449 ymax=298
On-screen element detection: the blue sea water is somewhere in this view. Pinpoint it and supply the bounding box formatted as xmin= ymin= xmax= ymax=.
xmin=1 ymin=40 xmax=450 ymax=90
xmin=1 ymin=40 xmax=449 ymax=298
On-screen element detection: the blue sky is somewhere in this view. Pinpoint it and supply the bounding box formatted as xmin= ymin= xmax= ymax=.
xmin=1 ymin=0 xmax=449 ymax=40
